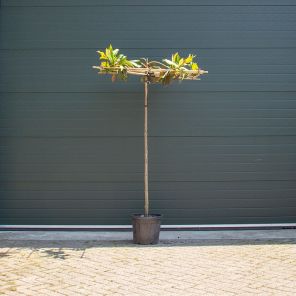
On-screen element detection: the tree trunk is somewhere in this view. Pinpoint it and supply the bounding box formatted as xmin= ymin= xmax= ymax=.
xmin=144 ymin=81 xmax=149 ymax=216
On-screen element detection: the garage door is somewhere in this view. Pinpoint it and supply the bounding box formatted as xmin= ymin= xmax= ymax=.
xmin=1 ymin=0 xmax=296 ymax=225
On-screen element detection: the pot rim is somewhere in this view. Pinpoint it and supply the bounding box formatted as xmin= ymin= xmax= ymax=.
xmin=132 ymin=213 xmax=163 ymax=220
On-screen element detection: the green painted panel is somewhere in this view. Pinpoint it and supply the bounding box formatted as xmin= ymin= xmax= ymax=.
xmin=2 ymin=0 xmax=296 ymax=6
xmin=1 ymin=6 xmax=296 ymax=49
xmin=1 ymin=92 xmax=296 ymax=137
xmin=1 ymin=49 xmax=296 ymax=92
xmin=0 ymin=1 xmax=296 ymax=225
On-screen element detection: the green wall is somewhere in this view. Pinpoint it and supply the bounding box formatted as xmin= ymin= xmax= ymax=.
xmin=1 ymin=0 xmax=296 ymax=224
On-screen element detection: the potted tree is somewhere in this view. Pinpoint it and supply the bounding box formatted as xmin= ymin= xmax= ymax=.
xmin=93 ymin=45 xmax=207 ymax=244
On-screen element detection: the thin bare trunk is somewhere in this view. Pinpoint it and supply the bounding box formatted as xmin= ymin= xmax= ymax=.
xmin=144 ymin=81 xmax=149 ymax=217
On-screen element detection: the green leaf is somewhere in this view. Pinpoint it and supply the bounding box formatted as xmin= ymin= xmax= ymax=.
xmin=97 ymin=51 xmax=107 ymax=60
xmin=101 ymin=61 xmax=109 ymax=67
xmin=191 ymin=63 xmax=199 ymax=70
xmin=173 ymin=52 xmax=180 ymax=63
xmin=185 ymin=54 xmax=193 ymax=64
xmin=105 ymin=48 xmax=112 ymax=62
xmin=163 ymin=59 xmax=178 ymax=68
xmin=129 ymin=60 xmax=141 ymax=67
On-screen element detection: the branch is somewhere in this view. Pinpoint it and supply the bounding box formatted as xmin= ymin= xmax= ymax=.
xmin=92 ymin=66 xmax=208 ymax=76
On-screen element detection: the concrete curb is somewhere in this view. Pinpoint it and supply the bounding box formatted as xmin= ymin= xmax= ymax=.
xmin=0 ymin=230 xmax=296 ymax=241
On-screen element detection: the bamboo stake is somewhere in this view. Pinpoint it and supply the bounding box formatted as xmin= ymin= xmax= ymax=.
xmin=93 ymin=64 xmax=207 ymax=218
xmin=144 ymin=79 xmax=149 ymax=217
xmin=93 ymin=57 xmax=208 ymax=221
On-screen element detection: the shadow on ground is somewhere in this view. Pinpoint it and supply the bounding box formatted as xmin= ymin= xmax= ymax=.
xmin=42 ymin=249 xmax=71 ymax=260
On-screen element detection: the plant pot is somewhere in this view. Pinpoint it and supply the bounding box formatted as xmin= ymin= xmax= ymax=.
xmin=132 ymin=214 xmax=162 ymax=245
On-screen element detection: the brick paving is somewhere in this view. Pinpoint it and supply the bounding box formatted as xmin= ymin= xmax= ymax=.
xmin=0 ymin=239 xmax=296 ymax=295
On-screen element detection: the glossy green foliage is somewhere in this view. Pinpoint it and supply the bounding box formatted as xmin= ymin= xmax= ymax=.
xmin=95 ymin=45 xmax=200 ymax=85
xmin=160 ymin=53 xmax=199 ymax=84
xmin=97 ymin=44 xmax=140 ymax=81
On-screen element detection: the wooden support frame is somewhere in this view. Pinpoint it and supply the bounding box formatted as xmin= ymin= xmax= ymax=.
xmin=93 ymin=66 xmax=208 ymax=80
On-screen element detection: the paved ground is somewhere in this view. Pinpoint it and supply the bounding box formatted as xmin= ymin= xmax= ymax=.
xmin=0 ymin=232 xmax=296 ymax=295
